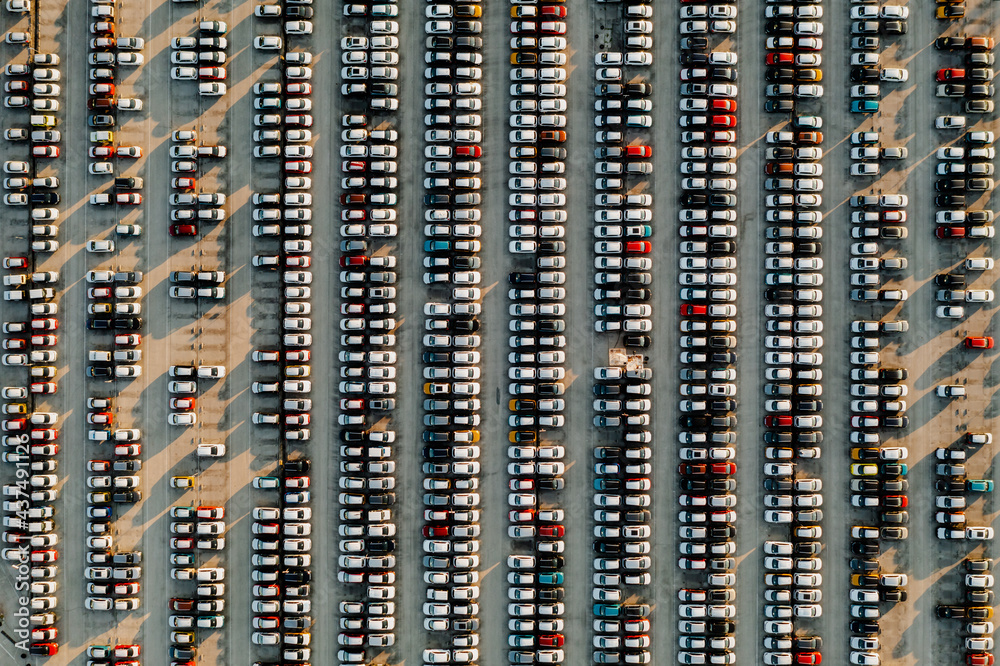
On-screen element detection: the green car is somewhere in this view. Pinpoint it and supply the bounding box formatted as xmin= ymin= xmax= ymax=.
xmin=852 ymin=100 xmax=879 ymax=113
xmin=424 ymin=240 xmax=450 ymax=252
xmin=967 ymin=479 xmax=994 ymax=492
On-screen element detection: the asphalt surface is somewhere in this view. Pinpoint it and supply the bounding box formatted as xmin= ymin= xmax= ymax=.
xmin=0 ymin=0 xmax=997 ymax=663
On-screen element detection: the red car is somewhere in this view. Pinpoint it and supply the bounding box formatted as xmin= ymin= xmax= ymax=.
xmin=540 ymin=6 xmax=565 ymax=17
xmin=170 ymin=398 xmax=195 ymax=410
xmin=170 ymin=225 xmax=197 ymax=236
xmin=342 ymin=160 xmax=366 ymax=172
xmin=679 ymin=464 xmax=708 ymax=476
xmin=712 ymin=115 xmax=737 ymax=128
xmin=626 ymin=145 xmax=652 ymax=158
xmin=766 ymin=52 xmax=794 ymax=65
xmin=796 ymin=652 xmax=822 ymax=665
xmin=712 ymin=99 xmax=736 ymax=112
xmin=31 ymin=146 xmax=58 ymax=158
xmin=936 ymin=225 xmax=965 ymax=239
xmin=423 ymin=526 xmax=449 ymax=537
xmin=540 ymin=130 xmax=566 ymax=142
xmin=937 ymin=68 xmax=965 ymax=81
xmin=626 ymin=241 xmax=651 ymax=253
xmin=198 ymin=67 xmax=225 ymax=80
xmin=764 ymin=415 xmax=793 ymax=427
xmin=539 ymin=525 xmax=564 ymax=537
xmin=681 ymin=305 xmax=707 ymax=316
xmin=3 ymin=256 xmax=27 ymax=269
xmin=114 ymin=444 xmax=140 ymax=457
xmin=965 ymin=336 xmax=994 ymax=349
xmin=341 ymin=193 xmax=366 ymax=205
xmin=968 ymin=654 xmax=995 ymax=666
xmin=711 ymin=462 xmax=736 ymax=475
xmin=340 ymin=255 xmax=369 ymax=267
xmin=539 ymin=634 xmax=564 ymax=647
xmin=456 ymin=145 xmax=481 ymax=157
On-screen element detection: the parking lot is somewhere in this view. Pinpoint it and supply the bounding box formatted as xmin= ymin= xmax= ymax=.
xmin=0 ymin=0 xmax=997 ymax=663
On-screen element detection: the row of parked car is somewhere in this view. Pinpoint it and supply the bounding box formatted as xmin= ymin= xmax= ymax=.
xmin=937 ymin=559 xmax=996 ymax=666
xmin=586 ymin=6 xmax=656 ymax=666
xmin=336 ymin=6 xmax=401 ymax=661
xmin=505 ymin=0 xmax=571 ymax=661
xmin=0 ymin=26 xmax=66 ymax=648
xmin=759 ymin=2 xmax=829 ymax=657
xmin=671 ymin=9 xmax=741 ymax=666
xmin=2 ymin=5 xmax=65 ymax=656
xmin=419 ymin=3 xmax=485 ymax=660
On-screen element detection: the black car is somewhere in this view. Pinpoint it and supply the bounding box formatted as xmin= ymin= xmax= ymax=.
xmin=595 ymin=447 xmax=622 ymax=459
xmin=882 ymin=589 xmax=906 ymax=603
xmin=850 ymin=621 xmax=880 ymax=635
xmin=594 ymin=384 xmax=622 ymax=397
xmin=341 ymin=431 xmax=365 ymax=443
xmin=851 ymin=541 xmax=880 ymax=556
xmin=937 ymin=605 xmax=967 ymax=619
xmin=112 ymin=551 xmax=142 ymax=564
xmin=966 ymin=559 xmax=991 ymax=573
xmin=30 ymin=193 xmax=59 ymax=205
xmin=879 ymin=368 xmax=907 ymax=381
xmin=764 ymin=478 xmax=793 ymax=491
xmin=765 ymin=99 xmax=794 ymax=113
xmin=424 ymin=194 xmax=449 ymax=206
xmin=795 ymin=400 xmax=822 ymax=412
xmin=113 ymin=491 xmax=140 ymax=503
xmin=705 ymin=621 xmax=734 ymax=636
xmin=765 ymin=20 xmax=794 ymax=33
xmin=423 ymin=352 xmax=448 ymax=364
xmin=936 ymin=36 xmax=966 ymax=49
xmin=626 ymin=289 xmax=651 ymax=301
xmin=624 ymin=510 xmax=650 ymax=523
xmin=368 ymin=539 xmax=394 ymax=553
xmin=422 ymin=447 xmax=449 ymax=459
xmin=508 ymin=272 xmax=535 ymax=285
xmin=766 ymin=68 xmax=795 ymax=82
xmin=936 ymin=194 xmax=967 ymax=207
xmin=88 ymin=318 xmax=112 ymax=330
xmin=369 ymin=494 xmax=395 ymax=506
xmin=456 ymin=36 xmax=482 ymax=49
xmin=114 ymin=271 xmax=142 ymax=283
xmin=626 ymin=83 xmax=651 ymax=96
xmin=540 ymin=147 xmax=566 ymax=160
xmin=454 ymin=619 xmax=479 ymax=631
xmin=88 ymin=366 xmax=112 ymax=378
xmin=539 ymin=241 xmax=565 ymax=254
xmin=935 ymin=273 xmax=966 ymax=287
xmin=623 ymin=335 xmax=650 ymax=348
xmin=112 ymin=317 xmax=142 ymax=330
xmin=935 ymin=479 xmax=965 ymax=493
xmin=795 ymin=636 xmax=822 ymax=651
xmin=681 ymin=52 xmax=709 ymax=65
xmin=851 ymin=67 xmax=879 ymax=82
xmin=537 ymin=556 xmax=563 ymax=570
xmin=936 ymin=179 xmax=967 ymax=192
xmin=882 ymin=20 xmax=906 ymax=34
xmin=285 ymin=459 xmax=310 ymax=473
xmin=850 ymin=558 xmax=880 ymax=572
xmin=286 ymin=5 xmax=312 ymax=17
xmin=681 ymin=37 xmax=708 ymax=50
xmin=797 ymin=431 xmax=822 ymax=444
xmin=371 ymin=83 xmax=397 ymax=97
xmin=537 ymin=478 xmax=564 ymax=491
xmin=88 ymin=114 xmax=114 ymax=127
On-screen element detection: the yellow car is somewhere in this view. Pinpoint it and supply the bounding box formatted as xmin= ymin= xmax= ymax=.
xmin=937 ymin=4 xmax=965 ymax=19
xmin=850 ymin=464 xmax=878 ymax=476
xmin=170 ymin=476 xmax=194 ymax=489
